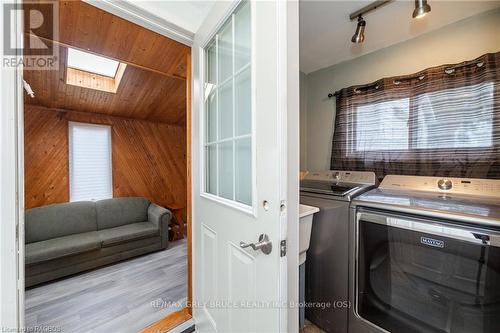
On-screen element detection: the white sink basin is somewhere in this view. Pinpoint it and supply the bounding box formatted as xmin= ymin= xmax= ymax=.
xmin=299 ymin=204 xmax=319 ymax=265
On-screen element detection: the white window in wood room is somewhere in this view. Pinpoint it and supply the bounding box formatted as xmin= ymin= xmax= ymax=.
xmin=69 ymin=122 xmax=113 ymax=202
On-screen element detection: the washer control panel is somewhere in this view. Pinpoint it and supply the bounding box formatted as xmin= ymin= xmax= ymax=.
xmin=303 ymin=170 xmax=377 ymax=185
xmin=381 ymin=175 xmax=500 ymax=198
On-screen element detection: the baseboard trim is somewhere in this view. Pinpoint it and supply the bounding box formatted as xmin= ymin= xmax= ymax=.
xmin=165 ymin=318 xmax=194 ymax=333
xmin=140 ymin=308 xmax=191 ymax=333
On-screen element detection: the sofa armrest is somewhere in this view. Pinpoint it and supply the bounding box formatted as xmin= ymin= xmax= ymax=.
xmin=148 ymin=203 xmax=172 ymax=249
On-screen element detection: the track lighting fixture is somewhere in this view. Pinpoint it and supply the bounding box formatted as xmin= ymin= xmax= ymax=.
xmin=349 ymin=0 xmax=392 ymax=44
xmin=412 ymin=0 xmax=431 ymax=19
xmin=348 ymin=0 xmax=431 ymax=44
xmin=351 ymin=16 xmax=366 ymax=44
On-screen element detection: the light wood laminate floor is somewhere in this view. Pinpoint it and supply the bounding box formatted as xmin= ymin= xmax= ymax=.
xmin=25 ymin=239 xmax=187 ymax=333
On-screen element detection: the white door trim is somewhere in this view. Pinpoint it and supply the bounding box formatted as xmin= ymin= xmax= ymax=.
xmin=275 ymin=1 xmax=300 ymax=331
xmin=84 ymin=0 xmax=195 ymax=46
xmin=0 ymin=0 xmax=24 ymax=330
xmin=276 ymin=0 xmax=289 ymax=330
xmin=282 ymin=1 xmax=300 ymax=332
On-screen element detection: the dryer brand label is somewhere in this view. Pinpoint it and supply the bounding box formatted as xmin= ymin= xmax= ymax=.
xmin=420 ymin=237 xmax=445 ymax=248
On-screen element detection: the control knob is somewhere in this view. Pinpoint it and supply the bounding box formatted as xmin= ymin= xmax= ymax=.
xmin=438 ymin=179 xmax=452 ymax=190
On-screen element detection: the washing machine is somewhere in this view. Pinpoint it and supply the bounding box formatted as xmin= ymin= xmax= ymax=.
xmin=349 ymin=175 xmax=500 ymax=333
xmin=300 ymin=170 xmax=377 ymax=333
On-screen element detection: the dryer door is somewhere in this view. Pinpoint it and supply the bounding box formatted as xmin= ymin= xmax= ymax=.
xmin=355 ymin=210 xmax=500 ymax=333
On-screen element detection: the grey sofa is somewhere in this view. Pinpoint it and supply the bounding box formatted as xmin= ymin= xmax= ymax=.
xmin=25 ymin=197 xmax=171 ymax=287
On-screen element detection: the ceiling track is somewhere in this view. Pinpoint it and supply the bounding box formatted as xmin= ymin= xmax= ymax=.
xmin=349 ymin=0 xmax=394 ymax=20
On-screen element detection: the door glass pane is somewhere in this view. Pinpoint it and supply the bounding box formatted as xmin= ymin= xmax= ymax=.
xmin=218 ymin=22 xmax=233 ymax=84
xmin=204 ymin=2 xmax=252 ymax=207
xmin=235 ymin=68 xmax=251 ymax=136
xmin=218 ymin=141 xmax=234 ymax=200
xmin=234 ymin=2 xmax=251 ymax=71
xmin=219 ymin=80 xmax=233 ymax=140
xmin=206 ymin=145 xmax=217 ymax=194
xmin=207 ymin=92 xmax=217 ymax=142
xmin=235 ymin=137 xmax=251 ymax=205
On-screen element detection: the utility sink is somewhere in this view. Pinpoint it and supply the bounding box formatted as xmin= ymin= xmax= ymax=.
xmin=299 ymin=204 xmax=319 ymax=265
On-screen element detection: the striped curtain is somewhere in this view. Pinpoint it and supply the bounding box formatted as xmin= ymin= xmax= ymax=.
xmin=330 ymin=52 xmax=500 ymax=180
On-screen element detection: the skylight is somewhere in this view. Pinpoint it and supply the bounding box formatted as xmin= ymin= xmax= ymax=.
xmin=67 ymin=48 xmax=120 ymax=78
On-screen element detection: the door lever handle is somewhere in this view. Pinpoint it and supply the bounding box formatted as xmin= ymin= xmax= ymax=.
xmin=240 ymin=234 xmax=272 ymax=255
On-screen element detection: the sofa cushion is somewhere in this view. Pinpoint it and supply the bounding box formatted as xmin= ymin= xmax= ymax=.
xmin=25 ymin=231 xmax=101 ymax=265
xmin=97 ymin=222 xmax=159 ymax=247
xmin=96 ymin=197 xmax=151 ymax=230
xmin=25 ymin=201 xmax=97 ymax=244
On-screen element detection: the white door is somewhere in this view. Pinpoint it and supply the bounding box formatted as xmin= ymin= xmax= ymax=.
xmin=192 ymin=1 xmax=299 ymax=332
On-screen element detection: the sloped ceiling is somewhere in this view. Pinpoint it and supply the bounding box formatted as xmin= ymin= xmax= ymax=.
xmin=23 ymin=0 xmax=189 ymax=125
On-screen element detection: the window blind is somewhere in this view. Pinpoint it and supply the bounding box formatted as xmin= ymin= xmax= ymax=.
xmin=331 ymin=52 xmax=500 ymax=180
xmin=69 ymin=122 xmax=113 ymax=202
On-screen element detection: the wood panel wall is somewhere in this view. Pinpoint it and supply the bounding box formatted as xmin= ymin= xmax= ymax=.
xmin=24 ymin=105 xmax=186 ymax=210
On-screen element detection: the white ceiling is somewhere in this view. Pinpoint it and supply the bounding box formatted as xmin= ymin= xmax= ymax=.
xmin=129 ymin=0 xmax=215 ymax=33
xmin=300 ymin=0 xmax=500 ymax=74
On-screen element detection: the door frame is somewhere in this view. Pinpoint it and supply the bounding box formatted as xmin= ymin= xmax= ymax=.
xmin=0 ymin=1 xmax=195 ymax=332
xmin=1 ymin=0 xmax=24 ymax=330
xmin=140 ymin=48 xmax=194 ymax=333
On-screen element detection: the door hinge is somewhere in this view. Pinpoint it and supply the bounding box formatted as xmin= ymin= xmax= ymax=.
xmin=280 ymin=239 xmax=287 ymax=257
xmin=23 ymin=79 xmax=35 ymax=98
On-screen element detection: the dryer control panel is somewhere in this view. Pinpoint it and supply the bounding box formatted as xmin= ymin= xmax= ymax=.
xmin=380 ymin=175 xmax=500 ymax=198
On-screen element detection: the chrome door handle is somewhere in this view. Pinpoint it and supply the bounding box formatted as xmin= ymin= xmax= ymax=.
xmin=240 ymin=234 xmax=272 ymax=255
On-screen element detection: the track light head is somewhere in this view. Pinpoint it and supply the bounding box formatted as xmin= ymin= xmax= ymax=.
xmin=413 ymin=0 xmax=431 ymax=19
xmin=351 ymin=16 xmax=366 ymax=44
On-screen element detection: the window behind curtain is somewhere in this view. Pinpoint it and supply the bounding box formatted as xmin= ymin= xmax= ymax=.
xmin=69 ymin=122 xmax=113 ymax=202
xmin=331 ymin=52 xmax=500 ymax=180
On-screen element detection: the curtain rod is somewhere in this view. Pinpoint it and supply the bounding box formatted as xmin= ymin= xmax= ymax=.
xmin=327 ymin=58 xmax=487 ymax=98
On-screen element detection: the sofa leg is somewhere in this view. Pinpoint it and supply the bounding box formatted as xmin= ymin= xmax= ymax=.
xmin=167 ymin=207 xmax=185 ymax=241
xmin=168 ymin=223 xmax=183 ymax=241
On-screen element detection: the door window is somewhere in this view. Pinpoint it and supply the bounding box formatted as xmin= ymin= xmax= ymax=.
xmin=204 ymin=2 xmax=252 ymax=206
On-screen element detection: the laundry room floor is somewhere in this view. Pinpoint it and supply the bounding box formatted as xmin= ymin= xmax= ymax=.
xmin=300 ymin=320 xmax=326 ymax=333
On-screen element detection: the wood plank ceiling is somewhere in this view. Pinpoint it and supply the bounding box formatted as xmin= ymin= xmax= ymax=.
xmin=23 ymin=0 xmax=189 ymax=125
